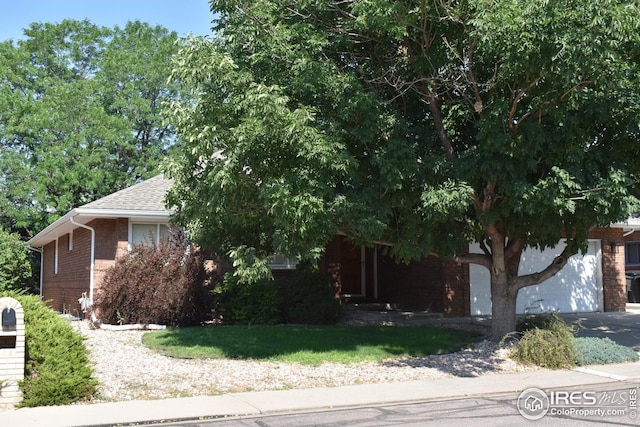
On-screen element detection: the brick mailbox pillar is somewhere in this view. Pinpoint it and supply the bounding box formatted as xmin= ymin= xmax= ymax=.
xmin=0 ymin=297 xmax=25 ymax=409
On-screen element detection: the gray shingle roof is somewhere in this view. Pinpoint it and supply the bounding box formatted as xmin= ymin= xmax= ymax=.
xmin=81 ymin=174 xmax=173 ymax=212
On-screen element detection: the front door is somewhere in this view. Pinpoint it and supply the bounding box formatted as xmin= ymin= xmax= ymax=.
xmin=340 ymin=240 xmax=378 ymax=299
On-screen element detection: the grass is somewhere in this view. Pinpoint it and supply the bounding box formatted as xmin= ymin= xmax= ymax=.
xmin=142 ymin=325 xmax=482 ymax=365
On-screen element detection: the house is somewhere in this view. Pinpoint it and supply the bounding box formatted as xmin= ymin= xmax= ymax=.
xmin=27 ymin=175 xmax=174 ymax=314
xmin=28 ymin=174 xmax=632 ymax=318
xmin=621 ymin=217 xmax=640 ymax=302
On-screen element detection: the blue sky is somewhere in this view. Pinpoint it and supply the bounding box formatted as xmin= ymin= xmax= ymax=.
xmin=0 ymin=0 xmax=214 ymax=41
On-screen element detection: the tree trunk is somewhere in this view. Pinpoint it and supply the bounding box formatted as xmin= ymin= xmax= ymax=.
xmin=490 ymin=277 xmax=518 ymax=341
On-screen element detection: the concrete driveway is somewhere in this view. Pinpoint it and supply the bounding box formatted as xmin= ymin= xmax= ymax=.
xmin=560 ymin=309 xmax=640 ymax=351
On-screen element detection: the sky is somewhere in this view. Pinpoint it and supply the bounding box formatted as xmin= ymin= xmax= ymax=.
xmin=0 ymin=0 xmax=214 ymax=41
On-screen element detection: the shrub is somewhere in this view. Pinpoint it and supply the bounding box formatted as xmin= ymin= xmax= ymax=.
xmin=94 ymin=230 xmax=214 ymax=326
xmin=0 ymin=228 xmax=34 ymax=292
xmin=573 ymin=337 xmax=640 ymax=366
xmin=216 ymin=273 xmax=282 ymax=325
xmin=516 ymin=312 xmax=573 ymax=334
xmin=1 ymin=292 xmax=97 ymax=407
xmin=510 ymin=316 xmax=578 ymax=369
xmin=282 ymin=262 xmax=343 ymax=325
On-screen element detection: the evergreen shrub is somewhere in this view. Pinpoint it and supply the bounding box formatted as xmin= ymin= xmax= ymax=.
xmin=1 ymin=292 xmax=97 ymax=407
xmin=573 ymin=337 xmax=640 ymax=366
xmin=216 ymin=274 xmax=282 ymax=325
xmin=516 ymin=312 xmax=570 ymax=334
xmin=282 ymin=262 xmax=343 ymax=324
xmin=511 ymin=314 xmax=577 ymax=369
xmin=94 ymin=230 xmax=214 ymax=326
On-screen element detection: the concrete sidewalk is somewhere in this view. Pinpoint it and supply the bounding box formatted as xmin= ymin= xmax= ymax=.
xmin=4 ymin=310 xmax=640 ymax=426
xmin=4 ymin=361 xmax=640 ymax=427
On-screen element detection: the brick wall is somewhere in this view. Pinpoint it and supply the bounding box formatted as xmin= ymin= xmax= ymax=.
xmin=41 ymin=218 xmax=128 ymax=314
xmin=590 ymin=227 xmax=627 ymax=311
xmin=318 ymin=235 xmax=448 ymax=312
xmin=377 ymin=253 xmax=445 ymax=312
xmin=92 ymin=218 xmax=128 ymax=295
xmin=42 ymin=229 xmax=92 ymax=314
xmin=442 ymin=260 xmax=470 ymax=316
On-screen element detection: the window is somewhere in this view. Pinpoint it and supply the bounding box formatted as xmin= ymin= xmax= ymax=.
xmin=130 ymin=223 xmax=170 ymax=248
xmin=267 ymin=252 xmax=298 ymax=270
xmin=626 ymin=242 xmax=640 ymax=265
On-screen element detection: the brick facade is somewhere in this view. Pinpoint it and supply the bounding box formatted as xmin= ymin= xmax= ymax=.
xmin=317 ymin=228 xmax=627 ymax=316
xmin=41 ymin=219 xmax=628 ymax=317
xmin=42 ymin=228 xmax=92 ymax=314
xmin=41 ymin=218 xmax=129 ymax=314
xmin=590 ymin=227 xmax=627 ymax=312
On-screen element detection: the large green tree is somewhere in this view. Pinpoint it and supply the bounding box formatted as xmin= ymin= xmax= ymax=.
xmin=167 ymin=0 xmax=640 ymax=339
xmin=0 ymin=227 xmax=33 ymax=292
xmin=0 ymin=19 xmax=183 ymax=236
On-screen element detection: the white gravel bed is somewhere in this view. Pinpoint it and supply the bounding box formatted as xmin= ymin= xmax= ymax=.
xmin=72 ymin=320 xmax=539 ymax=403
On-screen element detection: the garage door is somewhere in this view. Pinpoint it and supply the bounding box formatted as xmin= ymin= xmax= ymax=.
xmin=470 ymin=240 xmax=602 ymax=315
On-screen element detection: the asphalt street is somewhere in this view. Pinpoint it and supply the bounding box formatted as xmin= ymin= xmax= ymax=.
xmin=154 ymin=382 xmax=640 ymax=427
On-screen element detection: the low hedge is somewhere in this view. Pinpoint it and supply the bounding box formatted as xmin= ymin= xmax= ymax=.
xmin=573 ymin=337 xmax=639 ymax=366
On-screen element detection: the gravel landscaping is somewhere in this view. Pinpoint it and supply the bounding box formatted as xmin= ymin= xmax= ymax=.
xmin=72 ymin=312 xmax=540 ymax=403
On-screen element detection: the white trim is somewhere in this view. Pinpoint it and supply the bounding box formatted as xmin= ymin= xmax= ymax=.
xmin=128 ymin=221 xmax=169 ymax=250
xmin=39 ymin=249 xmax=43 ymax=297
xmin=27 ymin=207 xmax=170 ymax=248
xmin=68 ymin=230 xmax=73 ymax=251
xmin=54 ymin=238 xmax=58 ymax=275
xmin=595 ymin=240 xmax=604 ymax=312
xmin=70 ymin=216 xmax=96 ymax=304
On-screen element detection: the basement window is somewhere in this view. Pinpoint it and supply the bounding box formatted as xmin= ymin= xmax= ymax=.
xmin=267 ymin=253 xmax=298 ymax=270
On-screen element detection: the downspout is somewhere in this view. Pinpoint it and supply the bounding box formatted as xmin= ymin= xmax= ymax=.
xmin=70 ymin=216 xmax=96 ymax=306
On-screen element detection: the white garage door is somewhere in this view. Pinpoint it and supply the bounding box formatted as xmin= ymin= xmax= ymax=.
xmin=470 ymin=240 xmax=602 ymax=315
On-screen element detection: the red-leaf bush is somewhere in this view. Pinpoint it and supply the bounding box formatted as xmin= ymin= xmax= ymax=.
xmin=94 ymin=229 xmax=216 ymax=326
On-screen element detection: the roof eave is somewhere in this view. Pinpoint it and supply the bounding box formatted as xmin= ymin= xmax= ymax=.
xmin=611 ymin=218 xmax=640 ymax=230
xmin=27 ymin=208 xmax=172 ymax=248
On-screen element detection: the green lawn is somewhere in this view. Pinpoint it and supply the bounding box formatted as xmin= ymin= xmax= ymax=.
xmin=142 ymin=325 xmax=482 ymax=365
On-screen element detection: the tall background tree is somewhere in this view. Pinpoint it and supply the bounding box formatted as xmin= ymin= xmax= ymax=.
xmin=0 ymin=227 xmax=33 ymax=292
xmin=0 ymin=19 xmax=183 ymax=237
xmin=167 ymin=0 xmax=640 ymax=339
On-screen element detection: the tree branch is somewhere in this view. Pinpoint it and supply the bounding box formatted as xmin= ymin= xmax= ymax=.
xmin=426 ymin=94 xmax=455 ymax=160
xmin=514 ymin=246 xmax=574 ymax=290
xmin=504 ymin=236 xmax=524 ymax=263
xmin=454 ymin=252 xmax=492 ymax=269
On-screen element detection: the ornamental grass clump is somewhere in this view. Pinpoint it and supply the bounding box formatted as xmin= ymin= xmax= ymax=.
xmin=510 ymin=313 xmax=578 ymax=369
xmin=511 ymin=313 xmax=639 ymax=369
